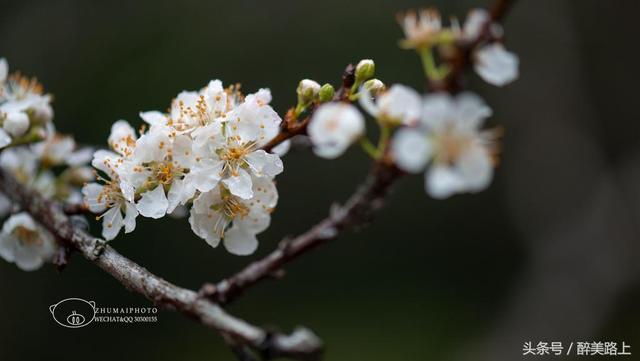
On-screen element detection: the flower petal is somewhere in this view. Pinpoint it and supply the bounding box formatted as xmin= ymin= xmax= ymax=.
xmin=391 ymin=128 xmax=431 ymax=173
xmin=222 ymin=168 xmax=253 ymax=200
xmin=82 ymin=183 xmax=108 ymax=213
xmin=474 ymin=43 xmax=519 ymax=86
xmin=101 ymin=206 xmax=124 ymax=241
xmin=136 ymin=186 xmax=169 ymax=219
xmin=0 ymin=129 xmax=12 ymax=148
xmin=245 ymin=150 xmax=283 ymax=178
xmin=123 ymin=202 xmax=138 ymax=233
xmin=223 ymin=226 xmax=259 ymax=256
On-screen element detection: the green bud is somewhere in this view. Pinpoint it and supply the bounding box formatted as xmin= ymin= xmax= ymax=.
xmin=318 ymin=83 xmax=335 ymax=102
xmin=355 ymin=59 xmax=375 ymax=83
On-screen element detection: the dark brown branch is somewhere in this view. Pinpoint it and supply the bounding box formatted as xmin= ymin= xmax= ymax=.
xmin=261 ymin=63 xmax=356 ymax=153
xmin=0 ymin=168 xmax=322 ymax=361
xmin=206 ymin=161 xmax=402 ymax=304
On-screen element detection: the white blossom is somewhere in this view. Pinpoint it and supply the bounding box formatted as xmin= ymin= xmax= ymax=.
xmin=83 ymin=148 xmax=139 ymax=241
xmin=32 ymin=133 xmax=93 ymax=167
xmin=392 ymin=92 xmax=498 ymax=199
xmin=398 ymin=9 xmax=444 ymax=50
xmin=359 ymin=84 xmax=421 ymax=126
xmin=308 ymin=103 xmax=364 ymax=159
xmin=0 ymin=212 xmax=57 ymax=271
xmin=189 ymin=176 xmax=277 ymax=255
xmin=189 ymin=83 xmax=283 ymax=200
xmin=0 ymin=58 xmax=54 ymax=148
xmin=122 ymin=124 xmax=195 ymax=217
xmin=474 ymin=43 xmax=519 ymax=86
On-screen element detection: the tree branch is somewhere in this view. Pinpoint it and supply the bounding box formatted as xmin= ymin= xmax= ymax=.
xmin=206 ymin=0 xmax=517 ymax=305
xmin=205 ymin=161 xmax=402 ymax=304
xmin=0 ymin=168 xmax=323 ymax=361
xmin=261 ymin=63 xmax=356 ymax=153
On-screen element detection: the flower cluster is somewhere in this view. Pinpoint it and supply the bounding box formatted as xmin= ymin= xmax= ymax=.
xmin=0 ymin=58 xmax=54 ymax=147
xmin=0 ymin=133 xmax=94 ymax=270
xmin=0 ymin=58 xmax=93 ymax=271
xmin=306 ymin=56 xmax=505 ymax=199
xmin=398 ymin=8 xmax=519 ymax=86
xmin=83 ymin=81 xmax=284 ymax=255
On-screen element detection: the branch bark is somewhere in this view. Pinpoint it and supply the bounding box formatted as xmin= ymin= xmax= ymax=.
xmin=206 ymin=161 xmax=402 ymax=304
xmin=0 ymin=168 xmax=322 ymax=361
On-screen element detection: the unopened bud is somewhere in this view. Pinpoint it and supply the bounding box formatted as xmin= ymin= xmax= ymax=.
xmin=355 ymin=59 xmax=375 ymax=83
xmin=297 ymin=79 xmax=321 ymax=105
xmin=362 ymin=79 xmax=385 ymax=95
xmin=318 ymin=83 xmax=335 ymax=102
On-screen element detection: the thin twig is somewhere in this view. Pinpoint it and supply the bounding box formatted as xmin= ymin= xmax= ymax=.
xmin=0 ymin=168 xmax=323 ymax=361
xmin=206 ymin=161 xmax=402 ymax=304
xmin=207 ymin=0 xmax=516 ymax=304
xmin=261 ymin=63 xmax=356 ymax=152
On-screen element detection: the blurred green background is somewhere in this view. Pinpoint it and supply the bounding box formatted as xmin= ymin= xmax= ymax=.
xmin=1 ymin=0 xmax=639 ymax=360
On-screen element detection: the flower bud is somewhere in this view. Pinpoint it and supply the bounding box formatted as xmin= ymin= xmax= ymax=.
xmin=3 ymin=111 xmax=29 ymax=137
xmin=355 ymin=59 xmax=375 ymax=83
xmin=362 ymin=79 xmax=385 ymax=96
xmin=318 ymin=83 xmax=335 ymax=102
xmin=296 ymin=79 xmax=321 ymax=105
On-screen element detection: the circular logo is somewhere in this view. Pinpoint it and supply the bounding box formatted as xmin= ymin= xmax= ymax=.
xmin=49 ymin=298 xmax=96 ymax=328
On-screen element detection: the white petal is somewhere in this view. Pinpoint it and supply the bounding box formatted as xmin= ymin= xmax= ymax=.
xmin=172 ymin=134 xmax=194 ymax=167
xmin=463 ymin=9 xmax=489 ymax=39
xmin=123 ymin=202 xmax=138 ymax=233
xmin=420 ymin=93 xmax=455 ymax=130
xmin=271 ymin=140 xmax=291 ymax=157
xmin=391 ymin=128 xmax=431 ymax=173
xmin=358 ymin=86 xmax=379 ymax=118
xmin=3 ymin=111 xmax=30 ymax=137
xmin=378 ymin=84 xmax=421 ymax=126
xmin=454 ymin=92 xmax=492 ymax=128
xmin=82 ymin=183 xmax=108 ymax=213
xmin=66 ymin=147 xmax=94 ymax=166
xmin=222 ymin=168 xmax=253 ymax=200
xmin=91 ymin=149 xmax=121 ymax=178
xmin=132 ymin=125 xmax=171 ymax=163
xmin=101 ymin=206 xmax=124 ymax=241
xmin=0 ymin=58 xmax=7 ymax=82
xmin=245 ymin=150 xmax=283 ymax=178
xmin=223 ymin=226 xmax=259 ymax=256
xmin=188 ymin=209 xmax=223 ymax=248
xmin=0 ymin=129 xmax=12 ymax=148
xmin=456 ymin=145 xmax=493 ymax=192
xmin=187 ymin=159 xmax=224 ymax=193
xmin=108 ymin=120 xmax=137 ymax=156
xmin=136 ymin=186 xmax=169 ymax=219
xmin=139 ymin=111 xmax=167 ymax=126
xmin=425 ymin=165 xmax=466 ymax=199
xmin=474 ymin=43 xmax=519 ymax=86
xmin=167 ymin=178 xmax=195 ymax=213
xmin=0 ymin=235 xmax=16 ymax=263
xmin=14 ymin=245 xmax=44 ymax=271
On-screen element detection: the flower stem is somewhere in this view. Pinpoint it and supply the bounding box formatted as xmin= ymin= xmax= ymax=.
xmin=359 ymin=137 xmax=379 ymax=159
xmin=420 ymin=48 xmax=449 ymax=82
